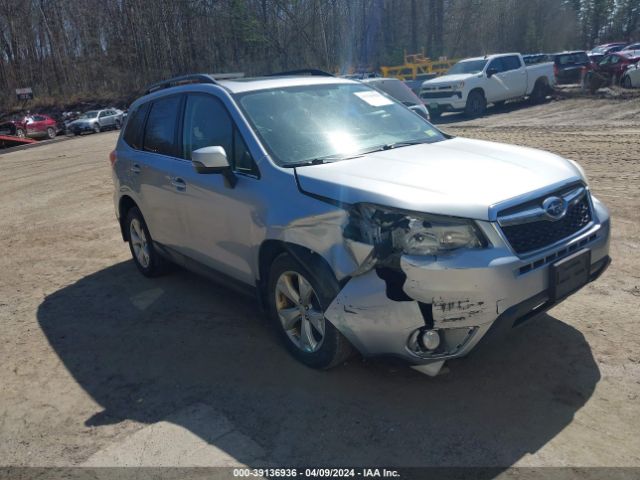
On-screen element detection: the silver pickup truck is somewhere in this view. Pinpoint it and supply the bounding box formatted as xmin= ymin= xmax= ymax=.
xmin=421 ymin=53 xmax=556 ymax=117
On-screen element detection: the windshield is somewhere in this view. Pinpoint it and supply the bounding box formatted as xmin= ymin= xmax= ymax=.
xmin=236 ymin=83 xmax=445 ymax=166
xmin=80 ymin=111 xmax=99 ymax=119
xmin=447 ymin=59 xmax=487 ymax=75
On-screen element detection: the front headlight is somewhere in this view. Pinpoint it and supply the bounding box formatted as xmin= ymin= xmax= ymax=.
xmin=355 ymin=205 xmax=486 ymax=256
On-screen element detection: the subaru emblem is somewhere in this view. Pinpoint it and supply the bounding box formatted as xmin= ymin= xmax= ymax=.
xmin=542 ymin=196 xmax=567 ymax=220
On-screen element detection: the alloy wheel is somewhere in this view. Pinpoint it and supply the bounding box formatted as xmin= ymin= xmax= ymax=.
xmin=129 ymin=218 xmax=150 ymax=268
xmin=275 ymin=271 xmax=325 ymax=353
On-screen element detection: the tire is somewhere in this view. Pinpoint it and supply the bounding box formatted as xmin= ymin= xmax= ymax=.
xmin=529 ymin=81 xmax=548 ymax=104
xmin=46 ymin=127 xmax=56 ymax=139
xmin=622 ymin=76 xmax=633 ymax=89
xmin=93 ymin=123 xmax=101 ymax=134
xmin=115 ymin=119 xmax=121 ymax=130
xmin=125 ymin=207 xmax=168 ymax=277
xmin=464 ymin=90 xmax=486 ymax=118
xmin=15 ymin=128 xmax=25 ymax=138
xmin=267 ymin=252 xmax=352 ymax=369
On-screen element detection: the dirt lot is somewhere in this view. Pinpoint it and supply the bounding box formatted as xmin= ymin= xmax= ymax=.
xmin=0 ymin=94 xmax=639 ymax=470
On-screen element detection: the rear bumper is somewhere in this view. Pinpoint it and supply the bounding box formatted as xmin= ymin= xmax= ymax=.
xmin=324 ymin=197 xmax=611 ymax=375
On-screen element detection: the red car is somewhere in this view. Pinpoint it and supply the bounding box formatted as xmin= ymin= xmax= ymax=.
xmin=593 ymin=50 xmax=640 ymax=83
xmin=0 ymin=114 xmax=58 ymax=139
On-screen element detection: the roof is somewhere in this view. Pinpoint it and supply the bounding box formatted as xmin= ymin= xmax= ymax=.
xmin=218 ymin=75 xmax=355 ymax=93
xmin=458 ymin=52 xmax=521 ymax=62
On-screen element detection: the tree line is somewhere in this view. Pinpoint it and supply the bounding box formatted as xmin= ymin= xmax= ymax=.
xmin=1 ymin=0 xmax=639 ymax=108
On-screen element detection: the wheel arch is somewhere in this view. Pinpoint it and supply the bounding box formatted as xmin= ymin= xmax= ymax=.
xmin=118 ymin=195 xmax=138 ymax=241
xmin=257 ymin=239 xmax=343 ymax=308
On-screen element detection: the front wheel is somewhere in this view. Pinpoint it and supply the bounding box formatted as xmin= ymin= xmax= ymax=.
xmin=125 ymin=207 xmax=168 ymax=277
xmin=93 ymin=123 xmax=101 ymax=134
xmin=15 ymin=128 xmax=25 ymax=138
xmin=268 ymin=253 xmax=352 ymax=369
xmin=46 ymin=127 xmax=56 ymax=139
xmin=115 ymin=119 xmax=121 ymax=130
xmin=465 ymin=91 xmax=486 ymax=118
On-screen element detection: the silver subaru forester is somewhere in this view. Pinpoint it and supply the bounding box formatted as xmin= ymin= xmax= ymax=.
xmin=111 ymin=72 xmax=610 ymax=376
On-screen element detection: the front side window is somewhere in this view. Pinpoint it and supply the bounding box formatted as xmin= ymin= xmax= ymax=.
xmin=488 ymin=57 xmax=506 ymax=73
xmin=143 ymin=95 xmax=181 ymax=156
xmin=503 ymin=56 xmax=522 ymax=71
xmin=237 ymin=83 xmax=444 ymax=166
xmin=182 ymin=94 xmax=257 ymax=174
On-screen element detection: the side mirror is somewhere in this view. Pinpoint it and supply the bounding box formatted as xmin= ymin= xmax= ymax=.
xmin=192 ymin=146 xmax=237 ymax=187
xmin=486 ymin=68 xmax=498 ymax=78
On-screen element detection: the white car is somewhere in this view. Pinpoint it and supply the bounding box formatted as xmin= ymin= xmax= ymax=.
xmin=420 ymin=53 xmax=556 ymax=118
xmin=622 ymin=63 xmax=640 ymax=88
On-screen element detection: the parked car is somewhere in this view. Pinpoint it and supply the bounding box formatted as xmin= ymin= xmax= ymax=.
xmin=621 ymin=63 xmax=640 ymax=88
xmin=588 ymin=42 xmax=627 ymax=63
xmin=622 ymin=43 xmax=640 ymax=51
xmin=420 ymin=53 xmax=555 ymax=118
xmin=591 ymin=50 xmax=640 ymax=84
xmin=67 ymin=109 xmax=123 ymax=135
xmin=360 ymin=77 xmax=430 ymax=120
xmin=111 ymin=72 xmax=610 ymax=377
xmin=551 ymin=50 xmax=592 ymax=84
xmin=0 ymin=114 xmax=58 ymax=139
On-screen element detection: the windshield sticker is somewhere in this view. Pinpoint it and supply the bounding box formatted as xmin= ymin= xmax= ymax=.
xmin=425 ymin=129 xmax=437 ymax=137
xmin=354 ymin=91 xmax=394 ymax=107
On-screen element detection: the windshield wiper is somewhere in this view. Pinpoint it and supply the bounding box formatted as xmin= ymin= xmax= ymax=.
xmin=285 ymin=156 xmax=344 ymax=168
xmin=355 ymin=140 xmax=429 ymax=156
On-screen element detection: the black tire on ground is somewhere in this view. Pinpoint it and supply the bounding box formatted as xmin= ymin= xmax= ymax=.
xmin=93 ymin=123 xmax=101 ymax=134
xmin=267 ymin=252 xmax=352 ymax=369
xmin=15 ymin=128 xmax=25 ymax=138
xmin=46 ymin=127 xmax=56 ymax=139
xmin=115 ymin=119 xmax=121 ymax=130
xmin=622 ymin=76 xmax=633 ymax=89
xmin=125 ymin=207 xmax=169 ymax=278
xmin=464 ymin=90 xmax=486 ymax=118
xmin=529 ymin=80 xmax=548 ymax=104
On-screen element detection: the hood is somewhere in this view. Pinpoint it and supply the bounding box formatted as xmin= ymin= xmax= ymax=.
xmin=422 ymin=73 xmax=476 ymax=87
xmin=69 ymin=118 xmax=93 ymax=126
xmin=295 ymin=138 xmax=582 ymax=220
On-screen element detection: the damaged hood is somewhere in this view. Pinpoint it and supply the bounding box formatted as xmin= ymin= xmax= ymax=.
xmin=295 ymin=137 xmax=583 ymax=220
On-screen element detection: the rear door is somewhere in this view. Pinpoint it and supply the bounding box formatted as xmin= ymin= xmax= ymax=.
xmin=129 ymin=94 xmax=187 ymax=247
xmin=500 ymin=55 xmax=527 ymax=97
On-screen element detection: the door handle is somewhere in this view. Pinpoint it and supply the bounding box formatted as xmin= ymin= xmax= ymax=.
xmin=170 ymin=177 xmax=186 ymax=191
xmin=131 ymin=163 xmax=141 ymax=174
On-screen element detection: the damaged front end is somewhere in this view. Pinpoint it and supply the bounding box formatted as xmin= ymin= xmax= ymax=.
xmin=325 ymin=204 xmax=495 ymax=376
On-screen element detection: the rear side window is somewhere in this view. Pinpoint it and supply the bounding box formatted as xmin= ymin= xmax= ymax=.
xmin=123 ymin=103 xmax=149 ymax=150
xmin=143 ymin=95 xmax=182 ymax=156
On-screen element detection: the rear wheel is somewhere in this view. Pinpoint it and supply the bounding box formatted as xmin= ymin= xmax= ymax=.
xmin=464 ymin=90 xmax=486 ymax=118
xmin=15 ymin=128 xmax=25 ymax=138
xmin=622 ymin=75 xmax=633 ymax=89
xmin=268 ymin=253 xmax=352 ymax=369
xmin=529 ymin=81 xmax=548 ymax=104
xmin=125 ymin=207 xmax=168 ymax=277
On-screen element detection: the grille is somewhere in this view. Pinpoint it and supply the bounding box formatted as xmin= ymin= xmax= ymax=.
xmin=501 ymin=195 xmax=592 ymax=254
xmin=421 ymin=91 xmax=461 ymax=99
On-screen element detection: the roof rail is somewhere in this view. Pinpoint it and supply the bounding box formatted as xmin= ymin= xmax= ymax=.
xmin=144 ymin=72 xmax=245 ymax=95
xmin=266 ymin=69 xmax=334 ymax=77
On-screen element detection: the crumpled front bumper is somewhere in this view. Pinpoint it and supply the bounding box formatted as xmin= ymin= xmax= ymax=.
xmin=324 ymin=197 xmax=611 ymax=376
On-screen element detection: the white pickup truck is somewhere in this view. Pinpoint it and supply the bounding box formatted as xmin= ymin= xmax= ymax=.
xmin=420 ymin=53 xmax=555 ymax=118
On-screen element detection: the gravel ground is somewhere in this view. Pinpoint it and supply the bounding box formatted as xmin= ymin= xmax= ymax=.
xmin=0 ymin=94 xmax=639 ymax=469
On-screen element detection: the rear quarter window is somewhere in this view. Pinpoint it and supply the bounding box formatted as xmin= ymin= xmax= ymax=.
xmin=123 ymin=103 xmax=149 ymax=150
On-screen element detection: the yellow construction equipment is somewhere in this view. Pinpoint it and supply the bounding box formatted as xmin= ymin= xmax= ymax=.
xmin=380 ymin=50 xmax=457 ymax=80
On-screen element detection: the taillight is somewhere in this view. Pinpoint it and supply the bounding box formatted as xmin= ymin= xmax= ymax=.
xmin=109 ymin=150 xmax=117 ymax=167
